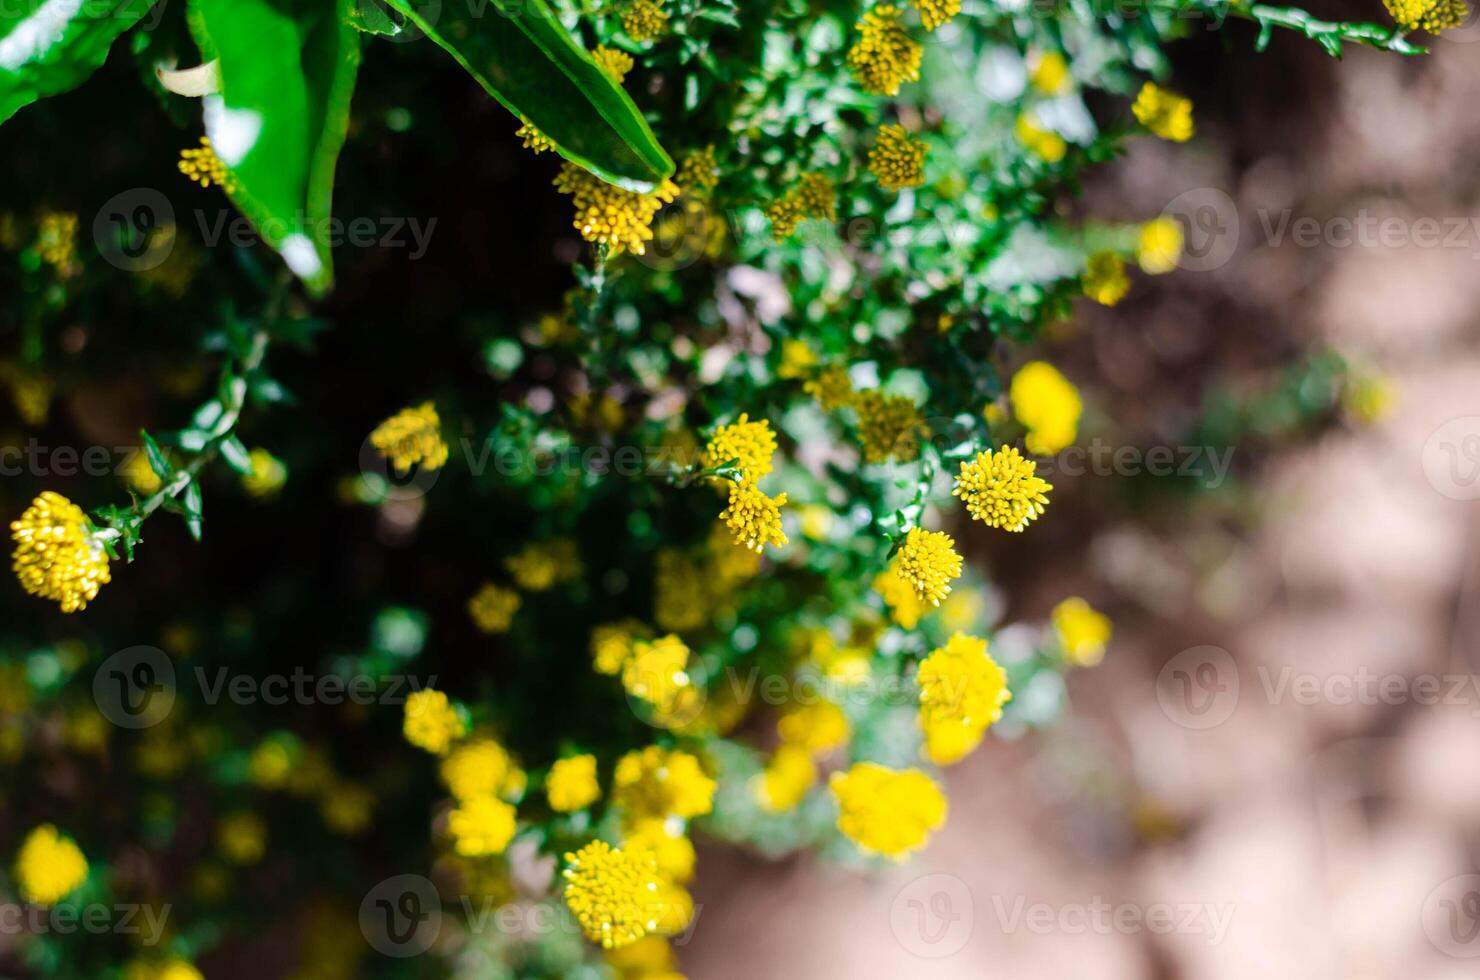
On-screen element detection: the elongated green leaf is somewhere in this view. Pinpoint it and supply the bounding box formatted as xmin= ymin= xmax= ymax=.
xmin=188 ymin=0 xmax=361 ymax=294
xmin=381 ymin=0 xmax=672 ymax=191
xmin=0 ymin=0 xmax=155 ymax=124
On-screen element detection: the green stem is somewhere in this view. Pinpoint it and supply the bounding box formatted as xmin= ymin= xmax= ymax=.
xmin=1230 ymin=3 xmax=1427 ymax=55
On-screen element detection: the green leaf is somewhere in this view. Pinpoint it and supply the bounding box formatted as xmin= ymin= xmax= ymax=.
xmin=219 ymin=435 xmax=253 ymax=475
xmin=140 ymin=430 xmax=173 ymax=481
xmin=381 ymin=0 xmax=673 ymax=191
xmin=0 ymin=0 xmax=154 ymax=125
xmin=181 ymin=481 xmax=204 ymax=541
xmin=188 ymin=0 xmax=362 ymax=294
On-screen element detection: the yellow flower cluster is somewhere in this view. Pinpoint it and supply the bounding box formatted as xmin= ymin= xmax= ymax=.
xmin=619 ymin=0 xmax=669 ymax=41
xmin=867 ymin=124 xmax=927 ymax=192
xmin=36 ymin=211 xmax=77 ymax=272
xmin=777 ymin=699 xmax=851 ymax=754
xmin=916 ymin=632 xmax=1011 ymax=764
xmin=468 ymin=582 xmax=521 ymax=634
xmin=874 ymin=562 xmax=928 ymax=628
xmin=622 ymin=633 xmax=700 ymax=727
xmin=1051 ymin=597 xmax=1112 ymax=667
xmin=1016 ymin=114 xmax=1066 ymax=163
xmin=1383 ymin=0 xmax=1470 ymax=31
xmin=242 ymin=447 xmax=287 ymax=499
xmin=1131 ymin=82 xmax=1194 ymax=142
xmin=1137 ymin=217 xmax=1183 ymax=274
xmin=1010 ymin=361 xmax=1081 ymax=456
xmin=505 ymin=538 xmax=582 ymax=591
xmin=776 ymin=339 xmax=819 ymax=379
xmin=547 ymin=754 xmax=602 ymax=812
xmin=517 ymin=120 xmax=556 ymax=154
xmin=913 ymin=0 xmax=961 ymax=31
xmin=847 ymin=5 xmax=923 ymax=96
xmin=766 ymin=172 xmax=836 ymax=242
xmin=1083 ymin=251 xmax=1130 ymax=306
xmin=719 ymin=480 xmax=789 ymax=553
xmin=554 ymin=162 xmax=680 ymax=256
xmin=755 ymin=744 xmax=816 ymax=812
xmin=612 ymin=745 xmax=715 ymax=822
xmin=563 ymin=840 xmax=661 ymax=949
xmin=829 ymin=762 xmax=947 ymax=859
xmin=804 ymin=364 xmax=856 ymax=411
xmin=441 ymin=737 xmax=525 ymax=801
xmin=855 ymin=389 xmax=924 ymax=463
xmin=178 ymin=137 xmax=232 ymax=189
xmin=448 ymin=795 xmax=518 ymax=856
xmin=676 ymin=145 xmax=720 ymax=195
xmin=402 ymin=688 xmax=467 ymax=755
xmin=592 ymin=618 xmax=648 ymax=674
xmin=952 ymin=447 xmax=1052 ymax=532
xmin=1029 ymin=51 xmax=1072 ymax=95
xmin=894 ymin=527 xmax=962 ymax=605
xmin=370 ymin=402 xmax=448 ymax=475
xmin=14 ymin=824 xmax=88 ymax=905
xmin=11 ymin=491 xmax=112 ymax=613
xmin=593 ymin=45 xmax=635 ymax=82
xmin=701 ymin=413 xmax=777 ymax=479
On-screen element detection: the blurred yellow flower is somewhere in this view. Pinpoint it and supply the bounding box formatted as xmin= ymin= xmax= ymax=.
xmin=370 ymin=402 xmax=448 ymax=475
xmin=448 ymin=795 xmax=518 ymax=856
xmin=547 ymin=754 xmax=602 ymax=812
xmin=1010 ymin=361 xmax=1082 ymax=456
xmin=1131 ymin=82 xmax=1194 ymax=142
xmin=829 ymin=762 xmax=947 ymax=859
xmin=1051 ymin=597 xmax=1112 ymax=667
xmin=403 ymin=689 xmax=466 ymax=756
xmin=847 ymin=5 xmax=922 ymax=96
xmin=917 ymin=632 xmax=1011 ymax=764
xmin=14 ymin=824 xmax=88 ymax=905
xmin=1137 ymin=217 xmax=1184 ymax=274
xmin=468 ymin=582 xmax=521 ymax=634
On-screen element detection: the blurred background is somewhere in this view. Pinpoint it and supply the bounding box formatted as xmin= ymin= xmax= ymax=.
xmin=684 ymin=10 xmax=1480 ymax=978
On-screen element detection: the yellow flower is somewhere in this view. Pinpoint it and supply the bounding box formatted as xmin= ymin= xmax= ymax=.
xmin=248 ymin=738 xmax=296 ymax=788
xmin=868 ymin=124 xmax=927 ymax=192
xmin=1383 ymin=0 xmax=1469 ymax=31
xmin=917 ymin=632 xmax=1011 ymax=765
xmin=622 ymin=818 xmax=696 ymax=883
xmin=677 ymin=145 xmax=720 ymax=195
xmin=242 ymin=447 xmax=287 ymax=499
xmin=593 ymin=45 xmax=635 ymax=82
xmin=622 ymin=634 xmax=697 ymax=724
xmin=554 ymin=162 xmax=679 ymax=256
xmin=874 ymin=564 xmax=928 ymax=629
xmin=952 ymin=446 xmax=1052 ymax=532
xmin=370 ymin=402 xmax=448 ymax=475
xmin=403 ymin=689 xmax=466 ymax=756
xmin=5 ymin=368 xmax=52 ymax=424
xmin=776 ymin=339 xmax=819 ymax=380
xmin=178 ymin=137 xmax=233 ymax=189
xmin=606 ymin=936 xmax=680 ymax=977
xmin=612 ymin=746 xmax=716 ymax=821
xmin=1029 ymin=50 xmax=1072 ymax=95
xmin=441 ymin=738 xmax=514 ymax=800
xmin=35 ymin=211 xmax=78 ymax=272
xmin=468 ymin=582 xmax=521 ymax=634
xmin=829 ymin=762 xmax=947 ymax=859
xmin=777 ymin=700 xmax=851 ymax=754
xmin=755 ymin=744 xmax=817 ymax=812
xmin=14 ymin=825 xmax=88 ymax=905
xmin=217 ymin=812 xmax=267 ymax=865
xmin=620 ymin=0 xmax=669 ymax=41
xmin=505 ymin=538 xmax=582 ymax=591
xmin=449 ymin=795 xmax=518 ymax=856
xmin=563 ymin=840 xmax=661 ymax=949
xmin=648 ymin=879 xmax=694 ymax=937
xmin=1131 ymin=82 xmax=1194 ymax=142
xmin=1016 ymin=114 xmax=1066 ymax=163
xmin=847 ymin=5 xmax=923 ymax=96
xmin=1344 ymin=372 xmax=1396 ymax=425
xmin=804 ymin=364 xmax=856 ymax=411
xmin=765 ymin=172 xmax=836 ymax=241
xmin=592 ymin=619 xmax=648 ymax=675
xmin=798 ymin=503 xmax=833 ymax=541
xmin=517 ymin=120 xmax=556 ymax=154
xmin=765 ymin=192 xmax=807 ymax=243
xmin=11 ymin=491 xmax=112 ymax=613
xmin=123 ymin=958 xmax=204 ymax=980
xmin=321 ymin=782 xmax=374 ymax=835
xmin=894 ymin=527 xmax=963 ymax=605
xmin=1083 ymin=251 xmax=1130 ymax=306
xmin=719 ymin=480 xmax=788 ymax=553
xmin=548 ymin=754 xmax=602 ymax=812
xmin=1010 ymin=361 xmax=1082 ymax=456
xmin=1137 ymin=217 xmax=1183 ymax=274
xmin=702 ymin=413 xmax=778 ymax=480
xmin=913 ymin=0 xmax=961 ymax=31
xmin=1051 ymin=597 xmax=1112 ymax=667
xmin=122 ymin=448 xmax=163 ymax=495
xmin=854 ymin=390 xmax=924 ymax=464
xmin=654 ymin=549 xmax=708 ymax=632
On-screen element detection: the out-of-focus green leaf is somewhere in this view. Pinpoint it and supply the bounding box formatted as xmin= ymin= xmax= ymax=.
xmin=188 ymin=0 xmax=362 ymax=294
xmin=0 ymin=0 xmax=154 ymax=124
xmin=381 ymin=0 xmax=673 ymax=191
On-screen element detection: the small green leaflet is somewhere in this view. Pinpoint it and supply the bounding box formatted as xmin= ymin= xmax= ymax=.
xmin=0 ymin=0 xmax=157 ymax=124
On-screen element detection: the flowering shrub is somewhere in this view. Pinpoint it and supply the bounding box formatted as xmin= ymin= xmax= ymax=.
xmin=0 ymin=0 xmax=1431 ymax=975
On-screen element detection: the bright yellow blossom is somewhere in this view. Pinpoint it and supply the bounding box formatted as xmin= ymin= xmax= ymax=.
xmin=1137 ymin=217 xmax=1183 ymax=274
xmin=847 ymin=5 xmax=923 ymax=96
xmin=868 ymin=124 xmax=927 ymax=192
xmin=547 ymin=754 xmax=602 ymax=812
xmin=952 ymin=446 xmax=1052 ymax=532
xmin=563 ymin=840 xmax=661 ymax=949
xmin=619 ymin=0 xmax=669 ymax=41
xmin=242 ymin=447 xmax=287 ymax=499
xmin=370 ymin=402 xmax=448 ymax=475
xmin=592 ymin=45 xmax=635 ymax=82
xmin=1029 ymin=51 xmax=1072 ymax=95
xmin=554 ymin=163 xmax=679 ymax=256
xmin=1016 ymin=114 xmax=1066 ymax=163
xmin=178 ymin=137 xmax=232 ymax=189
xmin=874 ymin=563 xmax=928 ymax=629
xmin=517 ymin=120 xmax=556 ymax=154
xmin=403 ymin=689 xmax=466 ymax=755
xmin=592 ymin=619 xmax=648 ymax=675
xmin=829 ymin=762 xmax=947 ymax=859
xmin=1131 ymin=82 xmax=1194 ymax=142
xmin=913 ymin=0 xmax=961 ymax=30
xmin=776 ymin=339 xmax=819 ymax=379
xmin=612 ymin=746 xmax=715 ymax=822
xmin=718 ymin=481 xmax=788 ymax=553
xmin=894 ymin=527 xmax=963 ymax=605
xmin=623 ymin=818 xmax=696 ymax=883
xmin=917 ymin=632 xmax=1011 ymax=764
xmin=755 ymin=744 xmax=817 ymax=812
xmin=14 ymin=825 xmax=88 ymax=905
xmin=448 ymin=795 xmax=518 ymax=856
xmin=11 ymin=491 xmax=112 ymax=613
xmin=441 ymin=738 xmax=514 ymax=800
xmin=777 ymin=699 xmax=851 ymax=754
xmin=1010 ymin=361 xmax=1082 ymax=456
xmin=1051 ymin=597 xmax=1112 ymax=667
xmin=702 ymin=413 xmax=778 ymax=480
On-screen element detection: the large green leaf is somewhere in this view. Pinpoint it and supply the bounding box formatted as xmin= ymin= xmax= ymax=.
xmin=381 ymin=0 xmax=672 ymax=191
xmin=0 ymin=0 xmax=155 ymax=124
xmin=188 ymin=0 xmax=361 ymax=294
